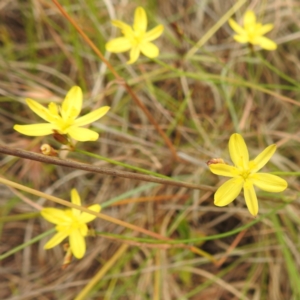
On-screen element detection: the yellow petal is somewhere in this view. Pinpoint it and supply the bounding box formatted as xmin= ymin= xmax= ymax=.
xmin=243 ymin=180 xmax=258 ymax=216
xmin=233 ymin=34 xmax=249 ymax=44
xmin=71 ymin=188 xmax=81 ymax=217
xmin=14 ymin=123 xmax=55 ymax=136
xmin=140 ymin=42 xmax=159 ymax=58
xmin=229 ymin=133 xmax=249 ymax=169
xmin=41 ymin=208 xmax=71 ymax=224
xmin=56 ymin=222 xmax=72 ymax=233
xmin=214 ymin=177 xmax=243 ymax=207
xmin=67 ymin=126 xmax=99 ymax=141
xmin=257 ymin=23 xmax=274 ymax=35
xmin=250 ymin=173 xmax=288 ymax=192
xmin=209 ymin=164 xmax=238 ymax=177
xmin=44 ymin=231 xmax=69 ymax=249
xmin=79 ymin=204 xmax=101 ymax=223
xmin=26 ymin=99 xmax=54 ymax=122
xmin=61 ymin=86 xmax=82 ymax=120
xmin=74 ymin=106 xmax=110 ymax=127
xmin=127 ymin=46 xmax=140 ymax=64
xmin=144 ymin=25 xmax=164 ymax=42
xmin=106 ymin=37 xmax=132 ymax=53
xmin=78 ymin=223 xmax=88 ymax=236
xmin=250 ymin=144 xmax=276 ymax=173
xmin=48 ymin=102 xmax=59 ymax=116
xmin=69 ymin=229 xmax=86 ymax=259
xmin=244 ymin=11 xmax=256 ymax=27
xmin=254 ymin=36 xmax=277 ymax=50
xmin=111 ymin=20 xmax=132 ymax=36
xmin=133 ymin=7 xmax=147 ymax=33
xmin=228 ymin=18 xmax=245 ymax=35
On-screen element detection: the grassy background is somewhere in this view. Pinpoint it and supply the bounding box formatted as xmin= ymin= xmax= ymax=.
xmin=1 ymin=0 xmax=300 ymax=299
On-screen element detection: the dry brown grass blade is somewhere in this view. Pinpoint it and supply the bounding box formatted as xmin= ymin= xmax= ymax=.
xmin=0 ymin=145 xmax=215 ymax=192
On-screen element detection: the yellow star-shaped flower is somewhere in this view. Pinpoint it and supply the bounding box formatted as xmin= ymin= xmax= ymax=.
xmin=229 ymin=10 xmax=277 ymax=50
xmin=14 ymin=86 xmax=110 ymax=142
xmin=105 ymin=6 xmax=164 ymax=64
xmin=209 ymin=133 xmax=287 ymax=216
xmin=41 ymin=189 xmax=101 ymax=259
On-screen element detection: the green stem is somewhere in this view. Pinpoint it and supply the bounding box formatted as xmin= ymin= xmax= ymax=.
xmin=257 ymin=54 xmax=300 ymax=88
xmin=75 ymin=149 xmax=171 ymax=180
xmin=0 ymin=228 xmax=55 ymax=261
xmin=96 ymin=202 xmax=288 ymax=245
xmin=270 ymin=172 xmax=300 ymax=176
xmin=0 ymin=212 xmax=40 ymax=223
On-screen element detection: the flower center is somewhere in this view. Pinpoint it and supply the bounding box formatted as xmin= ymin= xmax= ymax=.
xmin=48 ymin=103 xmax=75 ymax=133
xmin=239 ymin=169 xmax=251 ymax=181
xmin=56 ymin=117 xmax=73 ymax=132
xmin=130 ymin=30 xmax=145 ymax=46
xmin=246 ymin=23 xmax=263 ymax=41
xmin=70 ymin=219 xmax=82 ymax=230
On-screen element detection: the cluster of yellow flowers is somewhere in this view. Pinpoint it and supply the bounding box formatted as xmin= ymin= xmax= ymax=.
xmin=13 ymin=7 xmax=286 ymax=260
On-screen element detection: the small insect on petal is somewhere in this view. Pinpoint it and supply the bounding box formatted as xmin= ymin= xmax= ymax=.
xmin=206 ymin=158 xmax=226 ymax=166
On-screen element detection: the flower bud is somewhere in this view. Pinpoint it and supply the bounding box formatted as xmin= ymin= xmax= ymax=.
xmin=40 ymin=144 xmax=57 ymax=156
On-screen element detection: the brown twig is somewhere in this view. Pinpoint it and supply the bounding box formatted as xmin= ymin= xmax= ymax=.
xmin=215 ymin=229 xmax=247 ymax=267
xmin=50 ymin=0 xmax=179 ymax=161
xmin=0 ymin=145 xmax=215 ymax=192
